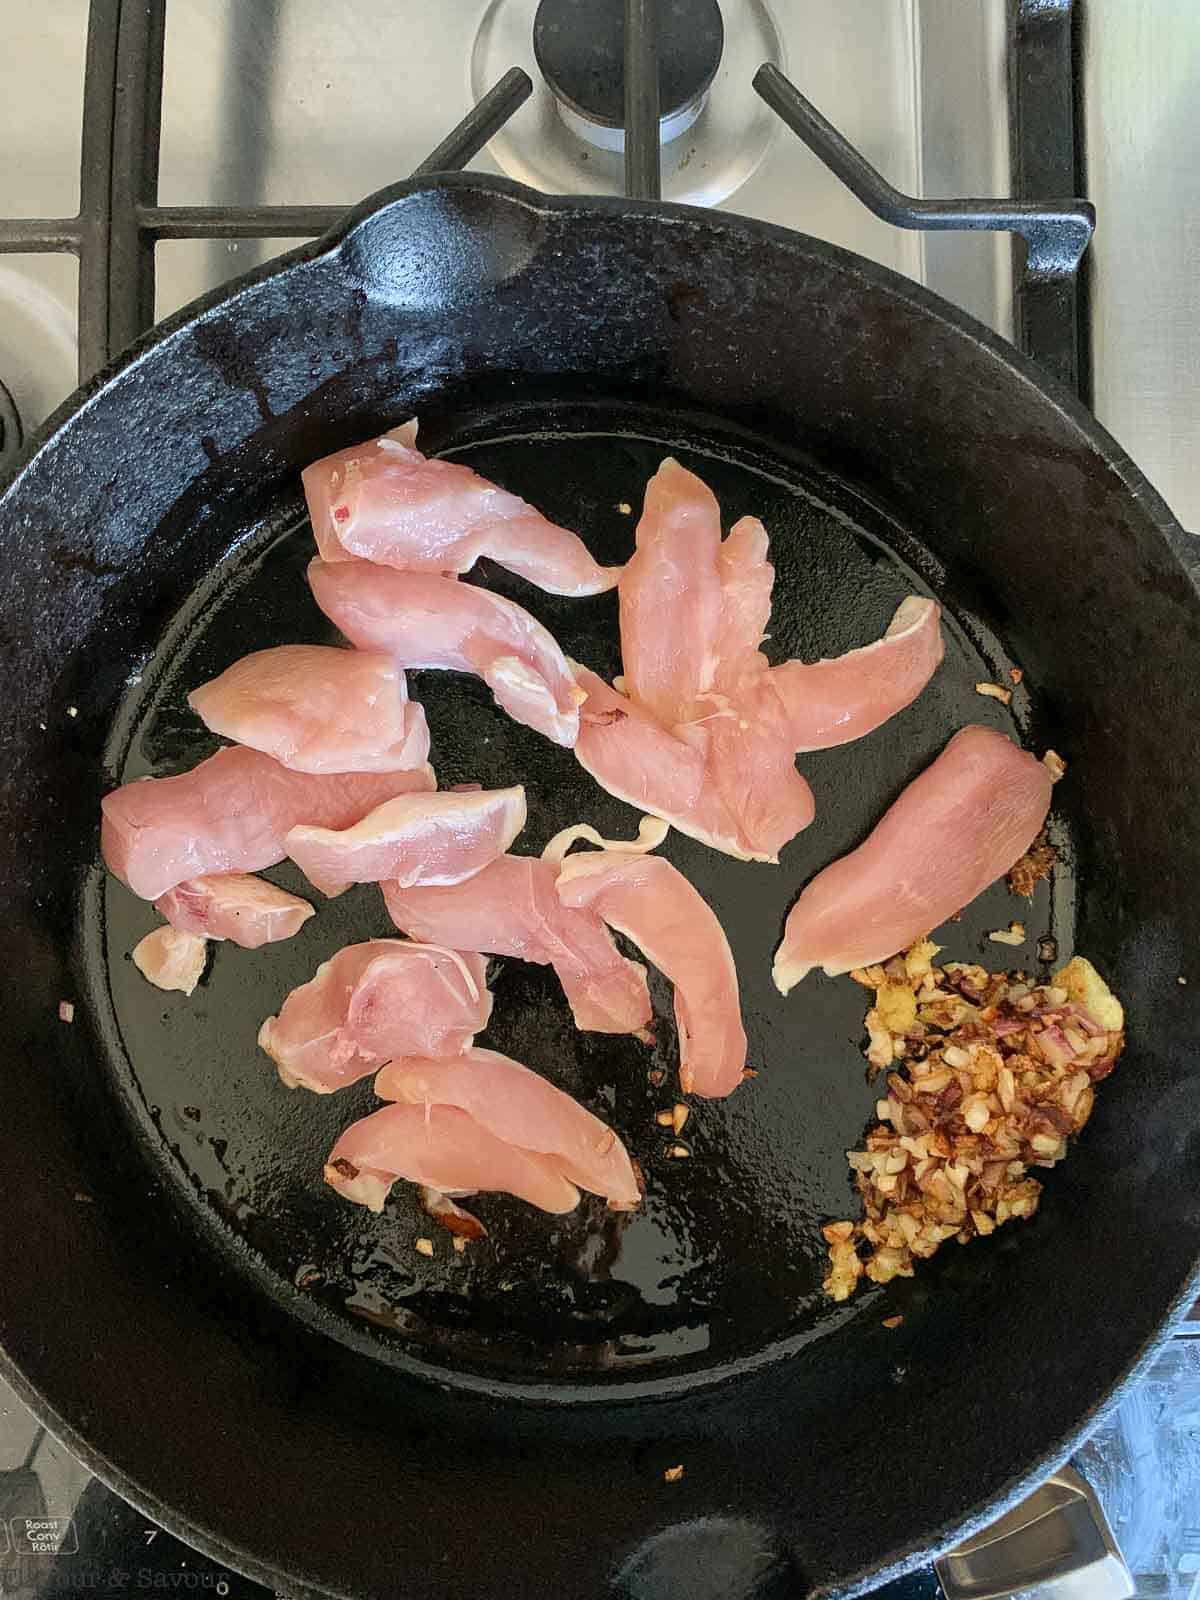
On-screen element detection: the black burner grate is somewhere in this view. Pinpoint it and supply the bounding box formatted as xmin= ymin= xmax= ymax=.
xmin=755 ymin=0 xmax=1094 ymax=394
xmin=0 ymin=0 xmax=531 ymax=386
xmin=0 ymin=0 xmax=1090 ymax=403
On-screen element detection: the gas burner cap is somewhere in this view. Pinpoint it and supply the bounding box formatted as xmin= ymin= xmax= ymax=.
xmin=534 ymin=0 xmax=723 ymax=151
xmin=0 ymin=379 xmax=22 ymax=472
xmin=472 ymin=0 xmax=782 ymax=207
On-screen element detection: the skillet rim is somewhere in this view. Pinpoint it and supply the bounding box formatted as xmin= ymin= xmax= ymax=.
xmin=1 ymin=172 xmax=1193 ymax=577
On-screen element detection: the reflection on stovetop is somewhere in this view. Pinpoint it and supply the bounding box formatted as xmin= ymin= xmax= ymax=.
xmin=0 ymin=1392 xmax=267 ymax=1599
xmin=3 ymin=1327 xmax=1199 ymax=1599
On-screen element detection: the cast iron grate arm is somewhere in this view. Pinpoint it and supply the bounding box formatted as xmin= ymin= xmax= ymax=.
xmin=752 ymin=0 xmax=1092 ymax=392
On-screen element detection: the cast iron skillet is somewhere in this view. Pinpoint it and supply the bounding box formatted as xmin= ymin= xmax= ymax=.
xmin=0 ymin=174 xmax=1198 ymax=1600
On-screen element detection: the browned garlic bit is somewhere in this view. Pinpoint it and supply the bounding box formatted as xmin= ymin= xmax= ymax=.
xmin=824 ymin=948 xmax=1124 ymax=1301
xmin=974 ymin=680 xmax=1013 ymax=705
xmin=419 ymin=1185 xmax=488 ymax=1240
xmin=1007 ymin=830 xmax=1056 ymax=898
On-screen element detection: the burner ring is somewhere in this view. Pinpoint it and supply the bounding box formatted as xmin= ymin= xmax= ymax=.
xmin=533 ymin=0 xmax=724 ymax=134
xmin=472 ymin=0 xmax=781 ymax=207
xmin=0 ymin=379 xmax=21 ymax=472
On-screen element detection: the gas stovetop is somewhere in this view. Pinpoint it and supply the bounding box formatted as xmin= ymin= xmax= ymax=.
xmin=2 ymin=4 xmax=1198 ymax=1598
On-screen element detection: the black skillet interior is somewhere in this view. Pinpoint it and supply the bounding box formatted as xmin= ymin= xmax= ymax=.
xmin=99 ymin=408 xmax=1063 ymax=1384
xmin=2 ymin=177 xmax=1199 ymax=1600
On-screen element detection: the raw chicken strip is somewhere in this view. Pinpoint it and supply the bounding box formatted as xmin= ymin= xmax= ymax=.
xmin=702 ymin=706 xmax=820 ymax=863
xmin=619 ymin=461 xmax=943 ymax=744
xmin=618 ymin=458 xmax=724 ymax=725
xmin=101 ymin=746 xmax=435 ymax=902
xmin=714 ymin=514 xmax=774 ymax=669
xmin=325 ymin=1103 xmax=581 ymax=1215
xmin=382 ymin=853 xmax=651 ymax=1034
xmin=769 ymin=596 xmax=945 ymax=752
xmin=131 ymin=926 xmax=208 ymax=994
xmin=376 ymin=1049 xmax=640 ymax=1208
xmin=575 ymin=603 xmax=940 ymax=860
xmin=572 ymin=664 xmax=814 ymax=861
xmin=285 ymin=785 xmax=526 ymax=898
xmin=154 ymin=873 xmax=314 ymax=949
xmin=309 ymin=560 xmax=583 ymax=746
xmin=582 ymin=459 xmax=943 ymax=860
xmin=556 ymin=847 xmax=748 ymax=1097
xmin=302 ymin=422 xmax=619 ymax=595
xmin=259 ymin=940 xmax=491 ymax=1094
xmin=302 ymin=420 xmax=418 ymax=562
xmin=773 ymin=725 xmax=1054 ymax=993
xmin=188 ymin=645 xmax=429 ymax=774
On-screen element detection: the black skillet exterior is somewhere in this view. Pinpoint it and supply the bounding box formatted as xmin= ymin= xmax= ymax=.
xmin=0 ymin=174 xmax=1198 ymax=1600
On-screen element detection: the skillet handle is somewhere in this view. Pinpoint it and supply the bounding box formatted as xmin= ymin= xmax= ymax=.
xmin=934 ymin=1466 xmax=1134 ymax=1600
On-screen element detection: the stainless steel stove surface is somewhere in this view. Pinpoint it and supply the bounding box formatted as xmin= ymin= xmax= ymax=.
xmin=2 ymin=4 xmax=1199 ymax=1598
